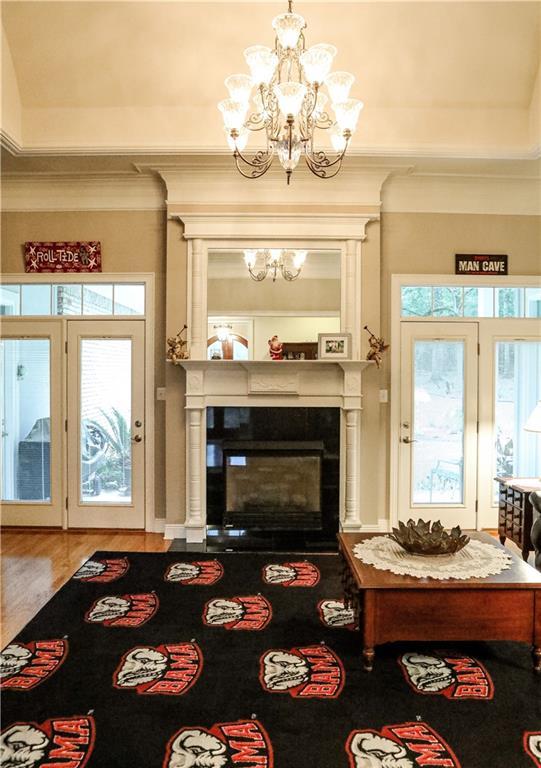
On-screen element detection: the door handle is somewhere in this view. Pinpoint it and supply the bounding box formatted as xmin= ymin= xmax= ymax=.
xmin=132 ymin=434 xmax=143 ymax=443
xmin=401 ymin=436 xmax=417 ymax=444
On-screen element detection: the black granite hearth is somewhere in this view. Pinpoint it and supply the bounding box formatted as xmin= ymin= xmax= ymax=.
xmin=169 ymin=527 xmax=338 ymax=553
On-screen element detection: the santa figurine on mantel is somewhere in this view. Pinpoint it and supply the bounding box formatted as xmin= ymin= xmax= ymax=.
xmin=268 ymin=335 xmax=283 ymax=361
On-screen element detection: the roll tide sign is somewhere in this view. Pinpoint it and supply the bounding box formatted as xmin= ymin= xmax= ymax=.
xmin=25 ymin=242 xmax=102 ymax=273
xmin=455 ymin=254 xmax=508 ymax=275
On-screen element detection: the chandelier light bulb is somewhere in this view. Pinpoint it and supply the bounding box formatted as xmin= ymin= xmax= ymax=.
xmin=244 ymin=45 xmax=278 ymax=85
xmin=325 ymin=71 xmax=355 ymax=104
xmin=274 ymin=82 xmax=307 ymax=117
xmin=293 ymin=250 xmax=307 ymax=269
xmin=243 ymin=250 xmax=258 ymax=269
xmin=215 ymin=323 xmax=232 ymax=342
xmin=225 ymin=74 xmax=253 ymax=103
xmin=330 ymin=125 xmax=347 ymax=152
xmin=225 ymin=127 xmax=249 ymax=152
xmin=333 ymin=98 xmax=364 ymax=133
xmin=300 ymin=43 xmax=336 ymax=84
xmin=218 ymin=99 xmax=248 ymax=131
xmin=272 ymin=11 xmax=305 ymax=49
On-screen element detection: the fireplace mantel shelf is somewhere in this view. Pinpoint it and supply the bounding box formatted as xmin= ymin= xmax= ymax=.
xmin=171 ymin=359 xmax=375 ymax=373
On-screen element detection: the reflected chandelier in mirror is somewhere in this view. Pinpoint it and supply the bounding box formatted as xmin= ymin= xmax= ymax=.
xmin=244 ymin=249 xmax=307 ymax=282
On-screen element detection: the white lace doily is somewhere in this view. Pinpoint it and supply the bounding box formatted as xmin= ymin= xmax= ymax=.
xmin=352 ymin=536 xmax=513 ymax=580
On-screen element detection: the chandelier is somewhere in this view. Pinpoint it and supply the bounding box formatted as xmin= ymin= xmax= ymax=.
xmin=244 ymin=249 xmax=306 ymax=281
xmin=218 ymin=0 xmax=362 ymax=184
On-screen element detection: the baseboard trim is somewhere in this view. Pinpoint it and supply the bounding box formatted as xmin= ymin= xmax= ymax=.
xmin=152 ymin=518 xmax=165 ymax=534
xmin=164 ymin=524 xmax=186 ymax=540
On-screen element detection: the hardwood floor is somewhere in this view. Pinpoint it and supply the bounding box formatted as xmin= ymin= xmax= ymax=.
xmin=0 ymin=529 xmax=170 ymax=647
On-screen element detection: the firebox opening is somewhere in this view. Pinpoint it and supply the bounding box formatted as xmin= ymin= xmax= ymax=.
xmin=206 ymin=407 xmax=340 ymax=543
xmin=224 ymin=441 xmax=323 ymax=530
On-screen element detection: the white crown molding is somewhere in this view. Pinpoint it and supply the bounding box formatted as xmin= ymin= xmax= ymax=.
xmin=159 ymin=164 xmax=397 ymax=209
xmin=175 ymin=213 xmax=376 ymax=241
xmin=383 ymin=172 xmax=541 ymax=215
xmin=1 ymin=173 xmax=165 ymax=212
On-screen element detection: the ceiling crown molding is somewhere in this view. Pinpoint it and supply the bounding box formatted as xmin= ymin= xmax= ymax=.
xmin=1 ymin=173 xmax=165 ymax=212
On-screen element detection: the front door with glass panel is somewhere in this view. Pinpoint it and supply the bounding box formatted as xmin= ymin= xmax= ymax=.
xmin=398 ymin=322 xmax=479 ymax=528
xmin=0 ymin=320 xmax=63 ymax=526
xmin=67 ymin=320 xmax=145 ymax=528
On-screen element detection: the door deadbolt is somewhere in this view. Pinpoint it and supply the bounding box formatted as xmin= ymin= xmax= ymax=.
xmin=135 ymin=420 xmax=142 ymax=428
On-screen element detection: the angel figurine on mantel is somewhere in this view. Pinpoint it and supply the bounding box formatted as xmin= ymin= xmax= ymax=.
xmin=364 ymin=325 xmax=389 ymax=368
xmin=166 ymin=325 xmax=189 ymax=364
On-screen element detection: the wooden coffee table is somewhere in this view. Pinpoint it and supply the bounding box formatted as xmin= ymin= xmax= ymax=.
xmin=338 ymin=531 xmax=541 ymax=672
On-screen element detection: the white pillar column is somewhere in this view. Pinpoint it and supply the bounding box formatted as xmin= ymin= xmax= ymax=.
xmin=190 ymin=238 xmax=205 ymax=359
xmin=343 ymin=408 xmax=362 ymax=529
xmin=185 ymin=406 xmax=205 ymax=541
xmin=344 ymin=238 xmax=363 ymax=360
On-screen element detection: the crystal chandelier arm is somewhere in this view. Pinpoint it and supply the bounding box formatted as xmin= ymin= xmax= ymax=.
xmin=234 ymin=149 xmax=274 ymax=179
xmin=247 ymin=264 xmax=269 ymax=281
xmin=280 ymin=266 xmax=302 ymax=281
xmin=303 ymin=133 xmax=350 ymax=178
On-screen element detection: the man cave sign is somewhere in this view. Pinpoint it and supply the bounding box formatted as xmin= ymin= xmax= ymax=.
xmin=398 ymin=651 xmax=494 ymax=699
xmin=0 ymin=640 xmax=68 ymax=691
xmin=0 ymin=716 xmax=95 ymax=768
xmin=346 ymin=723 xmax=461 ymax=768
xmin=165 ymin=559 xmax=224 ymax=585
xmin=262 ymin=561 xmax=320 ymax=587
xmin=84 ymin=592 xmax=158 ymax=627
xmin=162 ymin=719 xmax=273 ymax=768
xmin=113 ymin=642 xmax=203 ymax=695
xmin=260 ymin=644 xmax=345 ymax=698
xmin=72 ymin=557 xmax=129 ymax=583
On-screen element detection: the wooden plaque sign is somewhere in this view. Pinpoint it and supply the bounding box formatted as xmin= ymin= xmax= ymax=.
xmin=455 ymin=254 xmax=508 ymax=275
xmin=24 ymin=242 xmax=102 ymax=273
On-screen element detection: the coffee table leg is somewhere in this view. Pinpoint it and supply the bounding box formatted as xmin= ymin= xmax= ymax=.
xmin=363 ymin=647 xmax=375 ymax=672
xmin=363 ymin=591 xmax=376 ymax=672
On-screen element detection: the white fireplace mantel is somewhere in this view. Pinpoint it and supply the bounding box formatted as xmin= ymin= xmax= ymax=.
xmin=174 ymin=358 xmax=375 ymax=542
xmin=164 ymin=205 xmax=381 ymax=542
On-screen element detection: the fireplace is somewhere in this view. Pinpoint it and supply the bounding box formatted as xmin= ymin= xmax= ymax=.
xmin=207 ymin=407 xmax=339 ymax=539
xmin=224 ymin=441 xmax=323 ymax=530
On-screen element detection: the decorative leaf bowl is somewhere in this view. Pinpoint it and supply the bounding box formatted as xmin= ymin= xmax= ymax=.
xmin=390 ymin=519 xmax=470 ymax=556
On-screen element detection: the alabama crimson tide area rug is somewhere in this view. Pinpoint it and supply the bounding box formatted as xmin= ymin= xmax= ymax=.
xmin=1 ymin=552 xmax=540 ymax=767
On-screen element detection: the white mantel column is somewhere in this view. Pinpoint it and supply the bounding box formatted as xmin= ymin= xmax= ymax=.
xmin=344 ymin=238 xmax=364 ymax=360
xmin=342 ymin=408 xmax=363 ymax=530
xmin=185 ymin=406 xmax=206 ymax=542
xmin=189 ymin=238 xmax=206 ymax=359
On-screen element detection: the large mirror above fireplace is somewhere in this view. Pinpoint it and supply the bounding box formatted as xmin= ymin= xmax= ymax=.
xmin=207 ymin=249 xmax=341 ymax=360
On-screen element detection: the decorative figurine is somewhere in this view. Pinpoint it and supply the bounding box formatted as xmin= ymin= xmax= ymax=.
xmin=166 ymin=325 xmax=189 ymax=363
xmin=364 ymin=325 xmax=389 ymax=368
xmin=268 ymin=335 xmax=283 ymax=360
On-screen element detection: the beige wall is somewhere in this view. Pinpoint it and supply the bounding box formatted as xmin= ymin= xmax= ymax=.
xmin=378 ymin=211 xmax=541 ymax=519
xmin=2 ymin=207 xmax=539 ymax=531
xmin=381 ymin=212 xmax=541 ymax=341
xmin=208 ymin=278 xmax=341 ymax=313
xmin=0 ymin=209 xmax=167 ymax=519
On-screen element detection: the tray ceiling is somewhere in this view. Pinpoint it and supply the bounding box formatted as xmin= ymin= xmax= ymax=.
xmin=1 ymin=1 xmax=540 ymax=161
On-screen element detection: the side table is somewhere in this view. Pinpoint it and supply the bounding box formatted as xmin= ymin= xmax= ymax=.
xmin=496 ymin=476 xmax=541 ymax=562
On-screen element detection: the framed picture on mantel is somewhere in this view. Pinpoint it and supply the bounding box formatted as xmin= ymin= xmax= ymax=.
xmin=318 ymin=333 xmax=351 ymax=360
